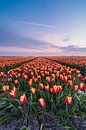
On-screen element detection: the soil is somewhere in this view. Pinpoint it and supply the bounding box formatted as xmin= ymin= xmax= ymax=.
xmin=0 ymin=115 xmax=86 ymax=130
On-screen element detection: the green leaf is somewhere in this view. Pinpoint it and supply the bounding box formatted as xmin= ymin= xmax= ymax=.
xmin=1 ymin=104 xmax=14 ymax=113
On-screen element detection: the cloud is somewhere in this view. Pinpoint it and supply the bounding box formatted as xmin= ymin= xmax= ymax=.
xmin=29 ymin=32 xmax=69 ymax=46
xmin=0 ymin=46 xmax=64 ymax=56
xmin=14 ymin=20 xmax=57 ymax=29
xmin=51 ymin=45 xmax=86 ymax=55
xmin=0 ymin=16 xmax=86 ymax=56
xmin=59 ymin=45 xmax=86 ymax=52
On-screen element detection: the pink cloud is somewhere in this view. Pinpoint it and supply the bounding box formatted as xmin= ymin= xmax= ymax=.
xmin=0 ymin=46 xmax=64 ymax=54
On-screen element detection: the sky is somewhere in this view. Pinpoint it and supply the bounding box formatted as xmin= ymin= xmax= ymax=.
xmin=0 ymin=0 xmax=86 ymax=56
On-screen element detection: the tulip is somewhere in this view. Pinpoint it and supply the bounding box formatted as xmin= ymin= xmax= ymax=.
xmin=28 ymin=80 xmax=32 ymax=87
xmin=67 ymin=71 xmax=72 ymax=75
xmin=77 ymin=74 xmax=82 ymax=80
xmin=41 ymin=73 xmax=44 ymax=78
xmin=84 ymin=77 xmax=86 ymax=83
xmin=14 ymin=80 xmax=19 ymax=85
xmin=20 ymin=94 xmax=27 ymax=106
xmin=50 ymin=88 xmax=54 ymax=93
xmin=2 ymin=85 xmax=9 ymax=92
xmin=10 ymin=90 xmax=16 ymax=98
xmin=80 ymin=83 xmax=85 ymax=91
xmin=13 ymin=86 xmax=17 ymax=93
xmin=46 ymin=77 xmax=50 ymax=83
xmin=67 ymin=80 xmax=72 ymax=86
xmin=76 ymin=70 xmax=80 ymax=74
xmin=51 ymin=78 xmax=55 ymax=83
xmin=23 ymin=75 xmax=28 ymax=80
xmin=38 ymin=98 xmax=46 ymax=108
xmin=68 ymin=75 xmax=72 ymax=80
xmin=30 ymin=88 xmax=36 ymax=95
xmin=45 ymin=85 xmax=50 ymax=91
xmin=73 ymin=85 xmax=79 ymax=92
xmin=64 ymin=76 xmax=68 ymax=82
xmin=65 ymin=96 xmax=72 ymax=105
xmin=53 ymin=85 xmax=62 ymax=94
xmin=39 ymin=83 xmax=44 ymax=90
xmin=30 ymin=72 xmax=34 ymax=76
xmin=73 ymin=77 xmax=76 ymax=82
xmin=8 ymin=78 xmax=12 ymax=83
xmin=59 ymin=74 xmax=63 ymax=81
xmin=37 ymin=75 xmax=41 ymax=80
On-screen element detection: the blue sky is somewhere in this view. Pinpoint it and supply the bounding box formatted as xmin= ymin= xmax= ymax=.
xmin=0 ymin=0 xmax=86 ymax=56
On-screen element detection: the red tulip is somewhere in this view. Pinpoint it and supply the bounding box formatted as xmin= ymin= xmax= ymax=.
xmin=30 ymin=88 xmax=36 ymax=95
xmin=65 ymin=96 xmax=72 ymax=105
xmin=23 ymin=75 xmax=28 ymax=80
xmin=20 ymin=94 xmax=27 ymax=106
xmin=73 ymin=85 xmax=79 ymax=92
xmin=50 ymin=88 xmax=54 ymax=93
xmin=13 ymin=86 xmax=17 ymax=93
xmin=80 ymin=83 xmax=85 ymax=91
xmin=39 ymin=83 xmax=44 ymax=90
xmin=84 ymin=77 xmax=86 ymax=83
xmin=14 ymin=80 xmax=19 ymax=85
xmin=59 ymin=74 xmax=63 ymax=81
xmin=38 ymin=98 xmax=46 ymax=108
xmin=46 ymin=77 xmax=50 ymax=83
xmin=8 ymin=78 xmax=12 ymax=83
xmin=45 ymin=85 xmax=50 ymax=91
xmin=2 ymin=85 xmax=9 ymax=92
xmin=51 ymin=78 xmax=55 ymax=83
xmin=53 ymin=85 xmax=62 ymax=94
xmin=10 ymin=90 xmax=16 ymax=98
xmin=28 ymin=80 xmax=32 ymax=87
xmin=67 ymin=80 xmax=72 ymax=86
xmin=64 ymin=76 xmax=68 ymax=82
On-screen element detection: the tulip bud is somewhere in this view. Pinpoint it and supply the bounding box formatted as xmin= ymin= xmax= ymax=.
xmin=28 ymin=81 xmax=32 ymax=87
xmin=14 ymin=80 xmax=19 ymax=85
xmin=65 ymin=96 xmax=72 ymax=105
xmin=80 ymin=83 xmax=85 ymax=91
xmin=10 ymin=90 xmax=16 ymax=98
xmin=2 ymin=85 xmax=9 ymax=92
xmin=39 ymin=83 xmax=44 ymax=90
xmin=38 ymin=98 xmax=46 ymax=108
xmin=73 ymin=85 xmax=78 ymax=92
xmin=46 ymin=77 xmax=50 ymax=83
xmin=67 ymin=80 xmax=72 ymax=86
xmin=20 ymin=94 xmax=27 ymax=106
xmin=30 ymin=88 xmax=36 ymax=95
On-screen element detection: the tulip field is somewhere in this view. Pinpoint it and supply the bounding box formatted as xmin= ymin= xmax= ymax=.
xmin=0 ymin=56 xmax=86 ymax=130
